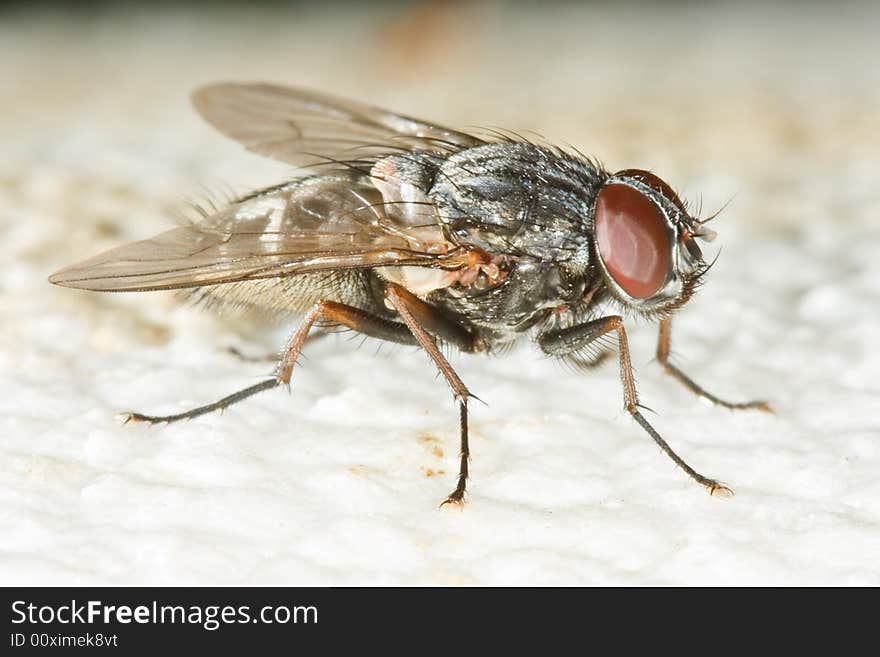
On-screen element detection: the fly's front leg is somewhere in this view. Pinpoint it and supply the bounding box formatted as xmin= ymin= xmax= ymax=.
xmin=384 ymin=283 xmax=477 ymax=507
xmin=122 ymin=300 xmax=416 ymax=424
xmin=657 ymin=317 xmax=771 ymax=412
xmin=539 ymin=316 xmax=733 ymax=497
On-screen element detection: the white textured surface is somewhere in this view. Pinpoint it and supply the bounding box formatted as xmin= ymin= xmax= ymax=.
xmin=2 ymin=4 xmax=879 ymax=585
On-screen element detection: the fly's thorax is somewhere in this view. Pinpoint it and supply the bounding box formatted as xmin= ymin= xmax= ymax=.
xmin=429 ymin=142 xmax=603 ymax=263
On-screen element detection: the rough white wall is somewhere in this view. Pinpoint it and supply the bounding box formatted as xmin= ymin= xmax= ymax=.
xmin=2 ymin=3 xmax=878 ymax=585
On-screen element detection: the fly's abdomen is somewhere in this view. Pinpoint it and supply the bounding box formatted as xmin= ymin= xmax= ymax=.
xmin=182 ymin=269 xmax=377 ymax=321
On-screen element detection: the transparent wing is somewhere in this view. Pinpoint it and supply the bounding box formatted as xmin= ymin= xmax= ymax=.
xmin=48 ymin=173 xmax=464 ymax=292
xmin=191 ymin=82 xmax=485 ymax=168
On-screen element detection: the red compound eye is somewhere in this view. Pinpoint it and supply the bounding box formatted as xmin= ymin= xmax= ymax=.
xmin=595 ymin=183 xmax=673 ymax=299
xmin=614 ymin=169 xmax=687 ymax=213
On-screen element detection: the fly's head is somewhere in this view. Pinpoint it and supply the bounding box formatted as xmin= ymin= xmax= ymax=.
xmin=591 ymin=169 xmax=717 ymax=317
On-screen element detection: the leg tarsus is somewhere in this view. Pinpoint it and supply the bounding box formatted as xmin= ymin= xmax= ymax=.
xmin=629 ymin=403 xmax=733 ymax=498
xmin=120 ymin=378 xmax=279 ymax=425
xmin=440 ymin=400 xmax=470 ymax=507
xmin=708 ymin=482 xmax=735 ymax=498
xmin=440 ymin=492 xmax=466 ymax=508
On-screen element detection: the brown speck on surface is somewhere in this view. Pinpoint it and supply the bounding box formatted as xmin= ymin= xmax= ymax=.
xmin=418 ymin=434 xmax=445 ymax=458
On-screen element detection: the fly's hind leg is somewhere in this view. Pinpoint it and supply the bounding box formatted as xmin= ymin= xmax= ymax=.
xmin=539 ymin=316 xmax=732 ymax=497
xmin=125 ymin=287 xmax=479 ymax=508
xmin=657 ymin=317 xmax=771 ymax=412
xmin=121 ymin=378 xmax=280 ymax=424
xmin=122 ymin=300 xmax=417 ymax=424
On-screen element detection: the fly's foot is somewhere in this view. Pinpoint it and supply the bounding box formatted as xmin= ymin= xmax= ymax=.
xmin=742 ymin=399 xmax=773 ymax=414
xmin=118 ymin=412 xmax=168 ymax=425
xmin=712 ymin=396 xmax=773 ymax=413
xmin=706 ymin=481 xmax=735 ymax=498
xmin=440 ymin=489 xmax=467 ymax=509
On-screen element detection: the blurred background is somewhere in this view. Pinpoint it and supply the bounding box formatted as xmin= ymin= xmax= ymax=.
xmin=2 ymin=1 xmax=878 ymax=585
xmin=4 ymin=1 xmax=879 ymax=261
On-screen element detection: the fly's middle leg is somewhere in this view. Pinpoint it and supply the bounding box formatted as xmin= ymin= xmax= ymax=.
xmin=384 ymin=282 xmax=478 ymax=507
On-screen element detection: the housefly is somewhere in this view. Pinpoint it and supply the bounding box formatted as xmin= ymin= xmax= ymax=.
xmin=49 ymin=83 xmax=770 ymax=506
